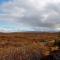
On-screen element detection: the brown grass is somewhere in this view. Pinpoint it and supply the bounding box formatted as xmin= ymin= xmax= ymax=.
xmin=0 ymin=32 xmax=60 ymax=60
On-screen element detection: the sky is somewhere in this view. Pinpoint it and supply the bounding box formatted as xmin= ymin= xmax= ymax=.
xmin=0 ymin=0 xmax=60 ymax=32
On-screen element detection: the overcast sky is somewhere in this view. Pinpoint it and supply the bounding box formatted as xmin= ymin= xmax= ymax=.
xmin=0 ymin=0 xmax=60 ymax=32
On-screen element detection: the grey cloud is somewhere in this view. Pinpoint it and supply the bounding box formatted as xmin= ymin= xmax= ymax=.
xmin=13 ymin=1 xmax=60 ymax=31
xmin=43 ymin=3 xmax=60 ymax=24
xmin=45 ymin=3 xmax=60 ymax=13
xmin=0 ymin=0 xmax=60 ymax=32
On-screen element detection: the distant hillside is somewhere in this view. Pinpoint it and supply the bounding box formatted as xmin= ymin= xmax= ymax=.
xmin=0 ymin=32 xmax=60 ymax=40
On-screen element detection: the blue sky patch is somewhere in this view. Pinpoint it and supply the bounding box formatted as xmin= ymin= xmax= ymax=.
xmin=0 ymin=0 xmax=10 ymax=4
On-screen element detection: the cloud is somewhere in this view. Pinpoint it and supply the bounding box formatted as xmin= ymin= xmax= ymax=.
xmin=0 ymin=0 xmax=60 ymax=32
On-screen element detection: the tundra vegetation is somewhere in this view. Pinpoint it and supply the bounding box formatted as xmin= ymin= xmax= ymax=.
xmin=0 ymin=32 xmax=60 ymax=60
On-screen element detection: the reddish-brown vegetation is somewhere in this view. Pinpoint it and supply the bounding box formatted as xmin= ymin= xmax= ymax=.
xmin=0 ymin=32 xmax=60 ymax=60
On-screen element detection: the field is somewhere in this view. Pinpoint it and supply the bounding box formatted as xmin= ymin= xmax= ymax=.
xmin=0 ymin=32 xmax=60 ymax=60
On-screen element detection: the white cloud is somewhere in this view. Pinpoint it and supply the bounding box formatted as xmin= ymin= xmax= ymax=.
xmin=0 ymin=0 xmax=60 ymax=32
